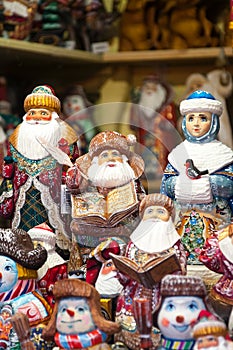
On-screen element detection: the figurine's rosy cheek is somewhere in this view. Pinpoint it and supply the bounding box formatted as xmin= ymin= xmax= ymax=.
xmin=190 ymin=317 xmax=197 ymax=325
xmin=161 ymin=317 xmax=170 ymax=327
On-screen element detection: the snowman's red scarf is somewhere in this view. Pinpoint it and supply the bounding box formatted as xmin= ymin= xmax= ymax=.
xmin=0 ymin=279 xmax=36 ymax=302
xmin=54 ymin=329 xmax=108 ymax=349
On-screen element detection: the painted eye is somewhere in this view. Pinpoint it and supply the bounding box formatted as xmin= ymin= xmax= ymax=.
xmin=187 ymin=301 xmax=198 ymax=311
xmin=41 ymin=110 xmax=49 ymax=115
xmin=187 ymin=116 xmax=194 ymax=122
xmin=76 ymin=306 xmax=85 ymax=314
xmin=112 ymin=150 xmax=120 ymax=157
xmin=201 ymin=116 xmax=207 ymax=122
xmin=165 ymin=303 xmax=175 ymax=312
xmin=101 ymin=152 xmax=108 ymax=158
xmin=61 ymin=307 xmax=67 ymax=313
xmin=5 ymin=265 xmax=13 ymax=272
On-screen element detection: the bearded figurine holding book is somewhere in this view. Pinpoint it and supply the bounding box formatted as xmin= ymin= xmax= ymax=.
xmin=109 ymin=193 xmax=187 ymax=350
xmin=66 ymin=131 xmax=146 ymax=255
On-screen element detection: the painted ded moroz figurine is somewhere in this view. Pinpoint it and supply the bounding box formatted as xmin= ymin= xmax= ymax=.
xmin=0 ymin=85 xmax=79 ymax=254
xmin=90 ymin=193 xmax=186 ymax=349
xmin=66 ymin=130 xmax=146 ymax=254
xmin=192 ymin=309 xmax=233 ymax=350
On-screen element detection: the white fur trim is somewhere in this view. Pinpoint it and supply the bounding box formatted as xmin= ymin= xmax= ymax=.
xmin=180 ymin=98 xmax=223 ymax=116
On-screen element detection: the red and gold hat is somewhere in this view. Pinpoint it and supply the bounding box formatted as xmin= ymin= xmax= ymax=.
xmin=192 ymin=310 xmax=227 ymax=338
xmin=24 ymin=85 xmax=61 ymax=113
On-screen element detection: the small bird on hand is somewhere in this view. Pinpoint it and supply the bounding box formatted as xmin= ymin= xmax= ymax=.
xmin=185 ymin=159 xmax=209 ymax=179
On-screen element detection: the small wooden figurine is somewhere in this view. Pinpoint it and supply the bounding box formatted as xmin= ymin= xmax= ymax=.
xmin=161 ymin=90 xmax=233 ymax=264
xmin=112 ymin=193 xmax=186 ymax=349
xmin=0 ymin=227 xmax=52 ymax=349
xmin=0 ymin=85 xmax=79 ymax=252
xmin=130 ymin=75 xmax=178 ymax=180
xmin=192 ymin=309 xmax=233 ymax=350
xmin=199 ymin=223 xmax=233 ymax=322
xmin=156 ymin=275 xmax=213 ymax=350
xmin=28 ymin=222 xmax=68 ymax=308
xmin=66 ymin=130 xmax=146 ymax=251
xmin=42 ymin=278 xmax=121 ymax=349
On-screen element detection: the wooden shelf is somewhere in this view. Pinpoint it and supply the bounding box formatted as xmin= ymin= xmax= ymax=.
xmin=102 ymin=47 xmax=233 ymax=64
xmin=0 ymin=37 xmax=102 ymax=65
xmin=0 ymin=37 xmax=232 ymax=67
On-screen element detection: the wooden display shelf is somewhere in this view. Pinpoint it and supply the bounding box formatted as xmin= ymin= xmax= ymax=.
xmin=102 ymin=47 xmax=233 ymax=64
xmin=0 ymin=37 xmax=232 ymax=67
xmin=0 ymin=37 xmax=102 ymax=64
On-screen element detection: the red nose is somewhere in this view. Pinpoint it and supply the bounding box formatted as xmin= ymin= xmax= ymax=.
xmin=176 ymin=315 xmax=184 ymax=323
xmin=0 ymin=272 xmax=2 ymax=279
xmin=66 ymin=309 xmax=75 ymax=317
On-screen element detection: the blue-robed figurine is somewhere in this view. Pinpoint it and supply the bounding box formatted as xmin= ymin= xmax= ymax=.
xmin=161 ymin=90 xmax=233 ymax=264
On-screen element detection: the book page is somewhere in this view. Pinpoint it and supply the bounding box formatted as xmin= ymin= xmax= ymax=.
xmin=106 ymin=181 xmax=138 ymax=217
xmin=71 ymin=191 xmax=106 ymax=219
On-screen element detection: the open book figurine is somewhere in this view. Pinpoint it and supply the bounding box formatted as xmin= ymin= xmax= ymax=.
xmin=110 ymin=248 xmax=181 ymax=289
xmin=71 ymin=181 xmax=139 ymax=226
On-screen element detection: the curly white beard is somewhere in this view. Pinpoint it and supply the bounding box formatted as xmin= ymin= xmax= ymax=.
xmin=139 ymin=84 xmax=167 ymax=118
xmin=95 ymin=268 xmax=123 ymax=297
xmin=88 ymin=155 xmax=136 ymax=188
xmin=130 ymin=217 xmax=180 ymax=253
xmin=16 ymin=112 xmax=62 ymax=160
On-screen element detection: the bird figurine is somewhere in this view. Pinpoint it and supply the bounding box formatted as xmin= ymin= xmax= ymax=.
xmin=185 ymin=159 xmax=209 ymax=179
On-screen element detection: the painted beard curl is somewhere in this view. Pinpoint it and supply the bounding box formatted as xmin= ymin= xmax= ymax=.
xmin=139 ymin=84 xmax=167 ymax=118
xmin=95 ymin=269 xmax=123 ymax=297
xmin=130 ymin=217 xmax=180 ymax=253
xmin=87 ymin=155 xmax=136 ymax=188
xmin=16 ymin=112 xmax=62 ymax=160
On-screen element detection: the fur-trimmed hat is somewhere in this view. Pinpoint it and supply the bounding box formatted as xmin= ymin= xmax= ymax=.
xmin=0 ymin=228 xmax=47 ymax=270
xmin=42 ymin=279 xmax=120 ymax=341
xmin=180 ymin=90 xmax=223 ymax=116
xmin=89 ymin=131 xmax=136 ymax=158
xmin=24 ymin=85 xmax=61 ymax=113
xmin=139 ymin=193 xmax=174 ymax=219
xmin=75 ymin=131 xmax=145 ymax=179
xmin=192 ymin=310 xmax=227 ymax=339
xmin=160 ymin=275 xmax=207 ymax=297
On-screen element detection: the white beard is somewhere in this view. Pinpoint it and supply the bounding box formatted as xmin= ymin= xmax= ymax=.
xmin=193 ymin=336 xmax=229 ymax=350
xmin=95 ymin=269 xmax=123 ymax=297
xmin=139 ymin=84 xmax=167 ymax=118
xmin=130 ymin=217 xmax=180 ymax=253
xmin=16 ymin=113 xmax=62 ymax=160
xmin=219 ymin=236 xmax=233 ymax=263
xmin=88 ymin=155 xmax=135 ymax=188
